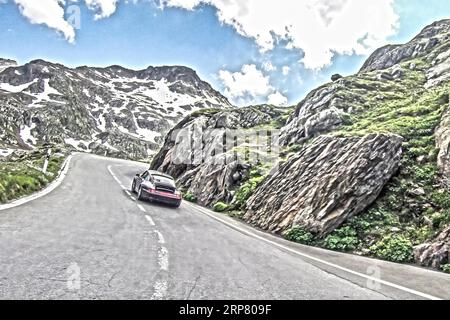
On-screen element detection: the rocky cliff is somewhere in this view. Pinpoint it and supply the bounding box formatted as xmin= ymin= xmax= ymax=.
xmin=245 ymin=134 xmax=403 ymax=237
xmin=0 ymin=59 xmax=232 ymax=160
xmin=141 ymin=19 xmax=450 ymax=271
xmin=151 ymin=105 xmax=288 ymax=206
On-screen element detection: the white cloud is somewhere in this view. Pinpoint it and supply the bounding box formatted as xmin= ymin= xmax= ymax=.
xmin=219 ymin=64 xmax=273 ymax=101
xmin=11 ymin=0 xmax=119 ymax=43
xmin=14 ymin=0 xmax=76 ymax=43
xmin=268 ymin=91 xmax=288 ymax=107
xmin=218 ymin=64 xmax=288 ymax=106
xmin=161 ymin=0 xmax=399 ymax=69
xmin=85 ymin=0 xmax=118 ymax=19
xmin=282 ymin=66 xmax=290 ymax=76
xmin=262 ymin=61 xmax=276 ymax=72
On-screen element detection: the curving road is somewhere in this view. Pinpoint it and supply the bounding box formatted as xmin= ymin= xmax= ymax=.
xmin=0 ymin=153 xmax=449 ymax=300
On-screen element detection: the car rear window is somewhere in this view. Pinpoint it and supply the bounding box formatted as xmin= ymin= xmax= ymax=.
xmin=153 ymin=175 xmax=176 ymax=187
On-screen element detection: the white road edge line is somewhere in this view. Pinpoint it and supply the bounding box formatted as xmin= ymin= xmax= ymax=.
xmin=158 ymin=247 xmax=169 ymax=271
xmin=0 ymin=154 xmax=74 ymax=212
xmin=145 ymin=215 xmax=156 ymax=226
xmin=151 ymin=280 xmax=168 ymax=300
xmin=137 ymin=204 xmax=146 ymax=213
xmin=186 ymin=202 xmax=442 ymax=301
xmin=155 ymin=230 xmax=166 ymax=244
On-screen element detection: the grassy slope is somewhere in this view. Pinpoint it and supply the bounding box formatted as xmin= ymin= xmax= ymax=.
xmin=284 ymin=50 xmax=450 ymax=269
xmin=0 ymin=149 xmax=67 ymax=204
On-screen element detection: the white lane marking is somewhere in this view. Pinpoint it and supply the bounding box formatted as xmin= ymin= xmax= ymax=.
xmin=155 ymin=230 xmax=166 ymax=244
xmin=125 ymin=190 xmax=132 ymax=196
xmin=145 ymin=215 xmax=156 ymax=226
xmin=108 ymin=163 xmax=170 ymax=295
xmin=107 ymin=165 xmax=124 ymax=186
xmin=0 ymin=154 xmax=74 ymax=212
xmin=186 ymin=202 xmax=443 ymax=301
xmin=158 ymin=247 xmax=169 ymax=271
xmin=151 ymin=280 xmax=168 ymax=300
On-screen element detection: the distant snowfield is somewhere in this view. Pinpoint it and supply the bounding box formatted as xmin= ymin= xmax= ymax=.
xmin=20 ymin=122 xmax=37 ymax=148
xmin=0 ymin=79 xmax=38 ymax=93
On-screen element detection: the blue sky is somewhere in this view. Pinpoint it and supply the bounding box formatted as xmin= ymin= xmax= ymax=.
xmin=0 ymin=0 xmax=448 ymax=106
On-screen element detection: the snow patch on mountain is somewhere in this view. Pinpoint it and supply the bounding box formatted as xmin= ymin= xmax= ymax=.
xmin=0 ymin=60 xmax=233 ymax=159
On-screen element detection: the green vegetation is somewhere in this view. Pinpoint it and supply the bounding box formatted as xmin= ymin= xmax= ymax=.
xmin=442 ymin=264 xmax=450 ymax=274
xmin=325 ymin=57 xmax=450 ymax=261
xmin=323 ymin=227 xmax=360 ymax=252
xmin=284 ymin=227 xmax=314 ymax=245
xmin=183 ymin=193 xmax=198 ymax=203
xmin=234 ymin=175 xmax=264 ymax=207
xmin=0 ymin=150 xmax=66 ymax=204
xmin=213 ymin=202 xmax=230 ymax=212
xmin=369 ymin=235 xmax=414 ymax=263
xmin=190 ymin=108 xmax=221 ymax=118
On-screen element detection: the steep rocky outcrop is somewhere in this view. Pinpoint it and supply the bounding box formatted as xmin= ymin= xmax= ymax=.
xmin=280 ymin=20 xmax=450 ymax=149
xmin=436 ymin=104 xmax=450 ymax=189
xmin=0 ymin=58 xmax=17 ymax=73
xmin=414 ymin=226 xmax=450 ymax=269
xmin=279 ymin=81 xmax=353 ymax=146
xmin=152 ymin=19 xmax=450 ymax=270
xmin=244 ymin=134 xmax=403 ymax=237
xmin=360 ymin=19 xmax=450 ymax=73
xmin=151 ymin=105 xmax=286 ymax=206
xmin=0 ymin=59 xmax=232 ymax=159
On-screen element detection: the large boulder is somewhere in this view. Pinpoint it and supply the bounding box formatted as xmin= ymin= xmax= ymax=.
xmin=244 ymin=134 xmax=403 ymax=237
xmin=414 ymin=226 xmax=450 ymax=269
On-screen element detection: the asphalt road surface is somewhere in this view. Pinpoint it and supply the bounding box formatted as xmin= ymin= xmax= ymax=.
xmin=0 ymin=153 xmax=449 ymax=300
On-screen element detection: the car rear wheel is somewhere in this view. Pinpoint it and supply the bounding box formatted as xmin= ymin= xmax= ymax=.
xmin=131 ymin=180 xmax=137 ymax=193
xmin=137 ymin=187 xmax=144 ymax=201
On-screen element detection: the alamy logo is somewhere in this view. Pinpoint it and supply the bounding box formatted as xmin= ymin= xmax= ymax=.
xmin=66 ymin=5 xmax=82 ymax=30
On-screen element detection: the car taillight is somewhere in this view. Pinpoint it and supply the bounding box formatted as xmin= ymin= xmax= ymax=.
xmin=147 ymin=188 xmax=156 ymax=193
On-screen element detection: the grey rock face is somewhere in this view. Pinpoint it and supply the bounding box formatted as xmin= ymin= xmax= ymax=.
xmin=435 ymin=104 xmax=450 ymax=189
xmin=331 ymin=74 xmax=343 ymax=82
xmin=279 ymin=81 xmax=355 ymax=146
xmin=151 ymin=105 xmax=286 ymax=206
xmin=0 ymin=59 xmax=232 ymax=159
xmin=0 ymin=58 xmax=17 ymax=73
xmin=426 ymin=47 xmax=450 ymax=88
xmin=414 ymin=226 xmax=450 ymax=269
xmin=360 ymin=19 xmax=450 ymax=73
xmin=244 ymin=134 xmax=403 ymax=237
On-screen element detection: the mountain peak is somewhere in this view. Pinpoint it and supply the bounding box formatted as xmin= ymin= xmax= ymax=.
xmin=360 ymin=19 xmax=450 ymax=73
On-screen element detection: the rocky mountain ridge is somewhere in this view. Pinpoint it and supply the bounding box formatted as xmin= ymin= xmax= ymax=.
xmin=152 ymin=19 xmax=450 ymax=271
xmin=0 ymin=59 xmax=232 ymax=160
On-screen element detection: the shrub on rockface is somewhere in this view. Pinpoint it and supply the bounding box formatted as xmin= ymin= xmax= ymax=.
xmin=234 ymin=176 xmax=264 ymax=207
xmin=442 ymin=264 xmax=450 ymax=274
xmin=323 ymin=227 xmax=360 ymax=252
xmin=213 ymin=202 xmax=230 ymax=212
xmin=284 ymin=227 xmax=314 ymax=245
xmin=370 ymin=235 xmax=413 ymax=263
xmin=183 ymin=193 xmax=198 ymax=203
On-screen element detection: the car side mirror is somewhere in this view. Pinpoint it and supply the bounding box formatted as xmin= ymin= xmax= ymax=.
xmin=136 ymin=174 xmax=140 ymax=177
